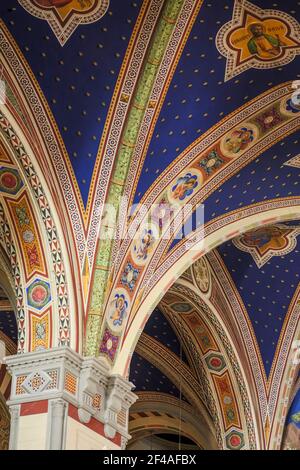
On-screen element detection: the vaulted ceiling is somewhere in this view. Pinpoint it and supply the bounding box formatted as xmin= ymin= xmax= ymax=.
xmin=0 ymin=0 xmax=299 ymax=450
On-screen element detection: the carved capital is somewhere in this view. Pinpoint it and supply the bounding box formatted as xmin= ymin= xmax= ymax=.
xmin=5 ymin=348 xmax=137 ymax=442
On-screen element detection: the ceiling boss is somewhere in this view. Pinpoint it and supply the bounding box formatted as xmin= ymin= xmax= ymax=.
xmin=18 ymin=0 xmax=110 ymax=45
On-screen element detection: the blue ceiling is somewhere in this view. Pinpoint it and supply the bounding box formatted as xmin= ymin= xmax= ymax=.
xmin=1 ymin=1 xmax=299 ymax=207
xmin=129 ymin=307 xmax=190 ymax=398
xmin=142 ymin=307 xmax=189 ymax=364
xmin=129 ymin=353 xmax=187 ymax=401
xmin=0 ymin=0 xmax=143 ymax=205
xmin=218 ymin=235 xmax=300 ymax=376
xmin=0 ymin=310 xmax=17 ymax=344
xmin=133 ymin=0 xmax=300 ymax=203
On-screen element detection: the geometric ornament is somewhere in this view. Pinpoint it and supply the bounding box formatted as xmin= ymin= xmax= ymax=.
xmin=216 ymin=0 xmax=300 ymax=81
xmin=205 ymin=353 xmax=226 ymax=373
xmin=225 ymin=429 xmax=245 ymax=450
xmin=22 ymin=370 xmax=51 ymax=394
xmin=27 ymin=279 xmax=51 ymax=310
xmin=30 ymin=308 xmax=51 ymax=351
xmin=0 ymin=167 xmax=23 ymax=195
xmin=121 ymin=262 xmax=139 ymax=292
xmin=18 ymin=0 xmax=110 ymax=46
xmin=233 ymin=224 xmax=300 ymax=268
xmin=99 ymin=328 xmax=119 ymax=362
xmin=284 ymin=154 xmax=300 ymax=169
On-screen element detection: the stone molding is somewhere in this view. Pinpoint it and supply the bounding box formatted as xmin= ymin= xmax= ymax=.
xmin=5 ymin=347 xmax=137 ymax=442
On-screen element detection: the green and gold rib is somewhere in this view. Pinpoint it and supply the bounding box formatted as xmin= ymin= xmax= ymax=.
xmin=85 ymin=0 xmax=187 ymax=356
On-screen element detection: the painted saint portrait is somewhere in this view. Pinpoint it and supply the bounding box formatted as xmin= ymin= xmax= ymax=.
xmin=216 ymin=1 xmax=300 ymax=81
xmin=242 ymin=226 xmax=283 ymax=248
xmin=247 ymin=22 xmax=285 ymax=59
xmin=109 ymin=293 xmax=128 ymax=328
xmin=171 ymin=172 xmax=198 ymax=201
xmin=134 ymin=228 xmax=156 ymax=261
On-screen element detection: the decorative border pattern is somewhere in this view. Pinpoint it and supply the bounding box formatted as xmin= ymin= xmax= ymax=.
xmin=4 ymin=191 xmax=48 ymax=282
xmin=147 ymin=199 xmax=300 ymax=299
xmin=112 ymin=84 xmax=297 ymax=284
xmin=0 ymin=202 xmax=25 ymax=352
xmin=86 ymin=0 xmax=164 ymax=262
xmin=114 ymin=199 xmax=300 ymax=387
xmin=87 ymin=0 xmax=201 ymax=355
xmin=284 ymin=154 xmax=300 ymax=169
xmin=207 ymin=249 xmax=267 ymax=424
xmin=136 ymin=332 xmax=223 ymax=448
xmin=164 ymin=282 xmax=256 ymax=449
xmin=0 ymin=113 xmax=71 ymax=347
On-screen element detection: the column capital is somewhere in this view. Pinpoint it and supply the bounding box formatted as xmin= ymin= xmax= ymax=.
xmin=5 ymin=347 xmax=137 ymax=448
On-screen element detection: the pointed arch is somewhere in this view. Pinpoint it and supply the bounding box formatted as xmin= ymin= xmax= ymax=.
xmin=94 ymin=82 xmax=300 ymax=369
xmin=0 ymin=106 xmax=81 ymax=352
xmin=128 ymin=393 xmax=217 ymax=450
xmin=113 ymin=199 xmax=300 ymax=375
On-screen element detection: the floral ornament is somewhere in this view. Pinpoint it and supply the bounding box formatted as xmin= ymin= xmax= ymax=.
xmin=171 ymin=303 xmax=192 ymax=313
xmin=224 ymin=127 xmax=254 ymax=154
xmin=199 ymin=149 xmax=224 ymax=175
xmin=226 ymin=431 xmax=244 ymax=450
xmin=99 ymin=329 xmax=119 ymax=362
xmin=0 ymin=168 xmax=23 ymax=195
xmin=109 ymin=292 xmax=129 ymax=329
xmin=121 ymin=263 xmax=139 ymax=291
xmin=171 ymin=172 xmax=198 ymax=201
xmin=16 ymin=206 xmax=30 ymax=226
xmin=151 ymin=197 xmax=174 ymax=230
xmin=226 ymin=408 xmax=236 ymax=422
xmin=26 ymin=245 xmax=40 ymax=268
xmin=27 ymin=279 xmax=51 ymax=310
xmin=23 ymin=229 xmax=35 ymax=244
xmin=205 ymin=354 xmax=226 ymax=372
xmin=254 ymin=105 xmax=284 ymax=134
xmin=193 ymin=257 xmax=211 ymax=294
xmin=35 ymin=320 xmax=46 ymax=341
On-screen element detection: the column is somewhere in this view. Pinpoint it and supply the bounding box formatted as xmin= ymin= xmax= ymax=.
xmin=5 ymin=347 xmax=137 ymax=450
